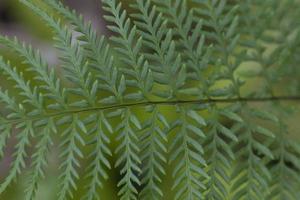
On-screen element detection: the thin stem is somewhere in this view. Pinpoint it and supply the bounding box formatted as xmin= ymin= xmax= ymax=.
xmin=1 ymin=95 xmax=300 ymax=125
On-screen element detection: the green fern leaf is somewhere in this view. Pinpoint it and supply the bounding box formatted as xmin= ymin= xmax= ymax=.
xmin=82 ymin=112 xmax=112 ymax=200
xmin=57 ymin=114 xmax=86 ymax=200
xmin=0 ymin=0 xmax=298 ymax=200
xmin=169 ymin=106 xmax=208 ymax=200
xmin=25 ymin=118 xmax=56 ymax=200
xmin=268 ymin=121 xmax=300 ymax=200
xmin=139 ymin=105 xmax=168 ymax=200
xmin=113 ymin=108 xmax=142 ymax=200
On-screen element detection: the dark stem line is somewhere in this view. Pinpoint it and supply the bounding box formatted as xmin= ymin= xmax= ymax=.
xmin=2 ymin=95 xmax=300 ymax=125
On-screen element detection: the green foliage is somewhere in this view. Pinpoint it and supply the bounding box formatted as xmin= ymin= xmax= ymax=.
xmin=0 ymin=0 xmax=299 ymax=200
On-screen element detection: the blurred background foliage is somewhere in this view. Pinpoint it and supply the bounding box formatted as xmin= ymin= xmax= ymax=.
xmin=0 ymin=0 xmax=299 ymax=199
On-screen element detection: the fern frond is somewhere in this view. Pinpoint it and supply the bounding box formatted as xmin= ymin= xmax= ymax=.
xmin=151 ymin=0 xmax=187 ymax=32
xmin=231 ymin=3 xmax=298 ymax=198
xmin=151 ymin=0 xmax=208 ymax=76
xmin=0 ymin=57 xmax=44 ymax=113
xmin=101 ymin=2 xmax=159 ymax=199
xmin=195 ymin=2 xmax=277 ymax=200
xmin=0 ymin=121 xmax=34 ymax=193
xmin=20 ymin=0 xmax=98 ymax=107
xmin=17 ymin=3 xmax=103 ymax=199
xmin=0 ymin=122 xmax=12 ymax=158
xmin=139 ymin=105 xmax=168 ymax=200
xmin=0 ymin=88 xmax=25 ymax=117
xmin=231 ymin=111 xmax=275 ymax=200
xmin=57 ymin=114 xmax=86 ymax=200
xmin=33 ymin=5 xmax=127 ymax=199
xmin=43 ymin=0 xmax=119 ymax=100
xmin=0 ymin=10 xmax=86 ymax=199
xmin=170 ymin=106 xmax=208 ymax=200
xmin=0 ymin=35 xmax=67 ymax=109
xmin=102 ymin=0 xmax=152 ymax=99
xmin=113 ymin=108 xmax=142 ymax=200
xmin=83 ymin=111 xmax=112 ymax=200
xmin=267 ymin=120 xmax=300 ymax=200
xmin=0 ymin=58 xmax=47 ymax=193
xmin=131 ymin=0 xmax=185 ymax=99
xmin=149 ymin=3 xmax=240 ymax=198
xmin=25 ymin=118 xmax=56 ymax=200
xmin=203 ymin=105 xmax=240 ymax=200
xmin=0 ymin=0 xmax=299 ymax=200
xmin=144 ymin=3 xmax=238 ymax=198
xmin=0 ymin=89 xmax=25 ymax=158
xmin=191 ymin=1 xmax=244 ymax=199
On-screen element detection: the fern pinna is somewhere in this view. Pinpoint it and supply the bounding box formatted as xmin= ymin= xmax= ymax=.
xmin=0 ymin=0 xmax=299 ymax=200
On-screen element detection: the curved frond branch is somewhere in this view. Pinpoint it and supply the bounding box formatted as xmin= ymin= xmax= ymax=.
xmin=0 ymin=35 xmax=67 ymax=109
xmin=0 ymin=121 xmax=34 ymax=193
xmin=20 ymin=0 xmax=98 ymax=107
xmin=43 ymin=0 xmax=120 ymax=100
xmin=0 ymin=57 xmax=44 ymax=113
